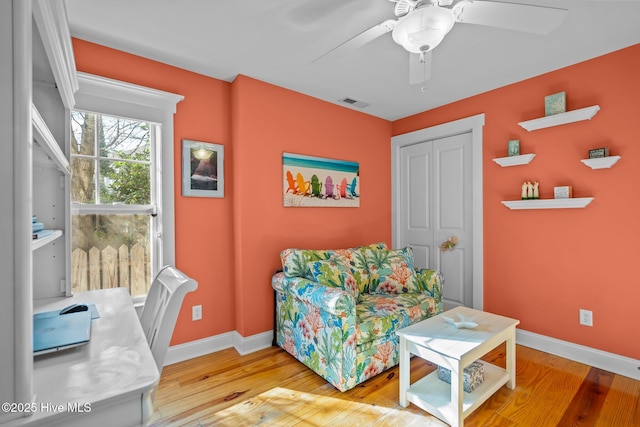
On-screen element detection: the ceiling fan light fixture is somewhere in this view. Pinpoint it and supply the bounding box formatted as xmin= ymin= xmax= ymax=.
xmin=391 ymin=5 xmax=455 ymax=54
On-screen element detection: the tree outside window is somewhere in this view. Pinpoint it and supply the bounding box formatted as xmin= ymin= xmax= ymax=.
xmin=70 ymin=111 xmax=157 ymax=298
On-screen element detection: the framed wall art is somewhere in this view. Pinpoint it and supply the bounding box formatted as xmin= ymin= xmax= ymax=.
xmin=182 ymin=139 xmax=224 ymax=198
xmin=283 ymin=152 xmax=359 ymax=208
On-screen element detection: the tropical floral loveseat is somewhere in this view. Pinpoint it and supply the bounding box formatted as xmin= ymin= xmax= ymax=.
xmin=272 ymin=242 xmax=443 ymax=391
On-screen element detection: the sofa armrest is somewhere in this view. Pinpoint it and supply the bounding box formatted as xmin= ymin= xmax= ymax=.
xmin=413 ymin=268 xmax=444 ymax=303
xmin=272 ymin=272 xmax=356 ymax=317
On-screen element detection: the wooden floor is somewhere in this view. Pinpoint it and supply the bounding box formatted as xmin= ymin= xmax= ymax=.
xmin=150 ymin=344 xmax=640 ymax=426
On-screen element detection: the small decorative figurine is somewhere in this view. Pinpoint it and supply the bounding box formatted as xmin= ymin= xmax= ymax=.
xmin=527 ymin=182 xmax=534 ymax=199
xmin=521 ymin=182 xmax=528 ymax=200
xmin=533 ymin=182 xmax=539 ymax=199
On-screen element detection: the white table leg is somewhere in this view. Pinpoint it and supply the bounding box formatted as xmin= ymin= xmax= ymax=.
xmin=506 ymin=327 xmax=516 ymax=389
xmin=399 ymin=336 xmax=410 ymax=407
xmin=450 ymin=360 xmax=463 ymax=427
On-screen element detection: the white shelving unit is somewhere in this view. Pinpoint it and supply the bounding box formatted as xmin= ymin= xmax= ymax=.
xmin=31 ymin=103 xmax=69 ymax=258
xmin=1 ymin=3 xmax=77 ymax=422
xmin=30 ymin=1 xmax=75 ymax=302
xmin=502 ymin=198 xmax=594 ymax=210
xmin=492 ymin=153 xmax=536 ymax=167
xmin=32 ymin=103 xmax=70 ymax=174
xmin=32 ymin=230 xmax=63 ymax=251
xmin=581 ymin=155 xmax=621 ymax=169
xmin=518 ymin=105 xmax=600 ymax=131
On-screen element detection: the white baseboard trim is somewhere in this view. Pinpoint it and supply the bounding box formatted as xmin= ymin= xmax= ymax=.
xmin=165 ymin=328 xmax=640 ymax=380
xmin=517 ymin=329 xmax=640 ymax=380
xmin=163 ymin=330 xmax=274 ymax=366
xmin=233 ymin=330 xmax=274 ymax=356
xmin=163 ymin=332 xmax=235 ymax=366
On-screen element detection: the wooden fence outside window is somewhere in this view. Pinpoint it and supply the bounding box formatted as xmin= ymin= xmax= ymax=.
xmin=71 ymin=243 xmax=151 ymax=297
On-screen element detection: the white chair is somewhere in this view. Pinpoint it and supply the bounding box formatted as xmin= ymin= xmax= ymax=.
xmin=139 ymin=265 xmax=198 ymax=371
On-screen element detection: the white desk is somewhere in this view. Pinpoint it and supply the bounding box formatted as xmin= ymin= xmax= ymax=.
xmin=398 ymin=307 xmax=520 ymax=427
xmin=8 ymin=288 xmax=160 ymax=427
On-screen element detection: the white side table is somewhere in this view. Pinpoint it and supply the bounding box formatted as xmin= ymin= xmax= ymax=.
xmin=398 ymin=306 xmax=520 ymax=427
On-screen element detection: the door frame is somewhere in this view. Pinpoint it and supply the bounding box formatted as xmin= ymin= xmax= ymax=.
xmin=391 ymin=114 xmax=485 ymax=310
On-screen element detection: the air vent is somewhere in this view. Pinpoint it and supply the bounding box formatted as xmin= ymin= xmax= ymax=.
xmin=339 ymin=97 xmax=370 ymax=108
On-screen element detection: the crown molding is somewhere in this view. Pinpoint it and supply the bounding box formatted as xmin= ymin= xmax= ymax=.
xmin=32 ymin=0 xmax=78 ymax=109
xmin=76 ymin=72 xmax=184 ymax=113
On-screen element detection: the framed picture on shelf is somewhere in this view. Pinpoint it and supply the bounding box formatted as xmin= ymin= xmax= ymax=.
xmin=589 ymin=147 xmax=609 ymax=158
xmin=182 ymin=140 xmax=224 ymax=198
xmin=553 ymin=186 xmax=572 ymax=199
xmin=545 ymin=91 xmax=566 ymax=116
xmin=508 ymin=140 xmax=520 ymax=156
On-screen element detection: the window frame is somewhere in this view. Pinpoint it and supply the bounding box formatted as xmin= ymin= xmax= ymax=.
xmin=71 ymin=72 xmax=183 ymax=301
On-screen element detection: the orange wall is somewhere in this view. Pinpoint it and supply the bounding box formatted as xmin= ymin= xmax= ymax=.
xmin=73 ymin=39 xmax=392 ymax=343
xmin=230 ymin=75 xmax=392 ymax=336
xmin=73 ymin=39 xmax=235 ymax=345
xmin=393 ymin=44 xmax=640 ymax=360
xmin=73 ymin=37 xmax=639 ymax=360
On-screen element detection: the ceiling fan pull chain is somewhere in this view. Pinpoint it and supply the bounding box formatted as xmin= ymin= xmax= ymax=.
xmin=421 ymin=55 xmax=429 ymax=93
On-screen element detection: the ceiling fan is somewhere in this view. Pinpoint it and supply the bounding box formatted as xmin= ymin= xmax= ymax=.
xmin=315 ymin=0 xmax=568 ymax=87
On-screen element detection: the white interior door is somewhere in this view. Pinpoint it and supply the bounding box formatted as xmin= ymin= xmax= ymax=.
xmin=398 ymin=132 xmax=473 ymax=309
xmin=399 ymin=142 xmax=433 ymax=269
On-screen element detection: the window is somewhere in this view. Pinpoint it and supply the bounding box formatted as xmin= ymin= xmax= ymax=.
xmin=70 ymin=111 xmax=158 ymax=299
xmin=70 ymin=72 xmax=183 ymax=302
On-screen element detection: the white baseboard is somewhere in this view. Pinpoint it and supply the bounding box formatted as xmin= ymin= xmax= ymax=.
xmin=165 ymin=328 xmax=640 ymax=381
xmin=163 ymin=330 xmax=274 ymax=366
xmin=517 ymin=329 xmax=640 ymax=380
xmin=233 ymin=330 xmax=274 ymax=356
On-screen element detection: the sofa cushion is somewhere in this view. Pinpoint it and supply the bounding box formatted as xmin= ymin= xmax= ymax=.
xmin=355 ymin=292 xmax=437 ymax=346
xmin=366 ymin=247 xmax=420 ymax=294
xmin=281 ymin=243 xmax=388 ymax=292
xmin=281 ymin=248 xmax=334 ymax=279
xmin=412 ymin=268 xmax=444 ymax=298
xmin=331 ymin=247 xmax=378 ymax=294
xmin=307 ymin=256 xmax=359 ymax=300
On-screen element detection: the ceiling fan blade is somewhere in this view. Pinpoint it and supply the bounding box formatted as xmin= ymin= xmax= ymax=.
xmin=454 ymin=1 xmax=568 ymax=35
xmin=312 ymin=19 xmax=397 ymax=63
xmin=409 ymin=51 xmax=432 ymax=85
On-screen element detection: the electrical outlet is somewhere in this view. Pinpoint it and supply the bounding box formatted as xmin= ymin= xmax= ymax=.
xmin=579 ymin=309 xmax=593 ymax=327
xmin=192 ymin=305 xmax=202 ymax=321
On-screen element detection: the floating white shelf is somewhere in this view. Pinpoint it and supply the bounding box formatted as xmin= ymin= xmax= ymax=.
xmin=518 ymin=105 xmax=600 ymax=132
xmin=581 ymin=155 xmax=620 ymax=169
xmin=32 ymin=103 xmax=70 ymax=175
xmin=32 ymin=229 xmax=63 ymax=251
xmin=492 ymin=154 xmax=536 ymax=167
xmin=502 ymin=198 xmax=594 ymax=210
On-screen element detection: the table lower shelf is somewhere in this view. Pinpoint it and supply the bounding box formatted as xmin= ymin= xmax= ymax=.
xmin=406 ymin=362 xmax=509 ymax=423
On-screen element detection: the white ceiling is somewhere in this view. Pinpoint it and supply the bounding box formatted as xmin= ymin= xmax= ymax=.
xmin=64 ymin=0 xmax=640 ymax=121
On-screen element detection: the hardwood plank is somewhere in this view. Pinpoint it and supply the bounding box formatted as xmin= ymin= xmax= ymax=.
xmin=494 ymin=346 xmax=590 ymax=426
xmin=153 ymin=360 xmax=313 ymax=423
xmin=207 ymin=387 xmax=445 ymax=427
xmin=151 ymin=344 xmax=640 ymax=426
xmin=595 ymin=373 xmax=640 ymax=427
xmin=557 ymin=367 xmax=613 ymax=427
